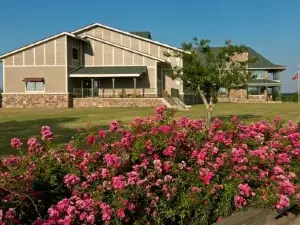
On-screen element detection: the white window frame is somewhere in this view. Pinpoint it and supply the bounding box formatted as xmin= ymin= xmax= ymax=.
xmin=25 ymin=80 xmax=45 ymax=93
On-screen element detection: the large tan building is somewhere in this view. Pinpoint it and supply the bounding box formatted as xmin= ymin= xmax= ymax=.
xmin=0 ymin=23 xmax=185 ymax=108
xmin=0 ymin=23 xmax=287 ymax=108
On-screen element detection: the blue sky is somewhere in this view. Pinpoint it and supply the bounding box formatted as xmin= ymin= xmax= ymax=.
xmin=0 ymin=0 xmax=299 ymax=92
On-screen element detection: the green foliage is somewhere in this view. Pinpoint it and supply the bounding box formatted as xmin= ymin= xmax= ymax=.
xmin=168 ymin=38 xmax=256 ymax=103
xmin=282 ymin=93 xmax=298 ymax=102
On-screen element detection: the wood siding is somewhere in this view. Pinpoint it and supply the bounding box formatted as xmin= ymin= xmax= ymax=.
xmin=76 ymin=26 xmax=183 ymax=94
xmin=4 ymin=66 xmax=66 ymax=93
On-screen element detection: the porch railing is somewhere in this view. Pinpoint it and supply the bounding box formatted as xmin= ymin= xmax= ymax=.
xmin=73 ymin=88 xmax=157 ymax=98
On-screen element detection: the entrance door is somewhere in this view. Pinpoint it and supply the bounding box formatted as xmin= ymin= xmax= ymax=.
xmin=83 ymin=79 xmax=92 ymax=88
xmin=93 ymin=79 xmax=99 ymax=97
xmin=83 ymin=79 xmax=99 ymax=97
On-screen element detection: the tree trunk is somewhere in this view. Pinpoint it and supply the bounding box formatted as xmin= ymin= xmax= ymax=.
xmin=227 ymin=88 xmax=231 ymax=101
xmin=199 ymin=90 xmax=214 ymax=128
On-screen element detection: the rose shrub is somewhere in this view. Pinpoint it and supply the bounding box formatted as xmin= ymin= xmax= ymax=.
xmin=1 ymin=106 xmax=300 ymax=224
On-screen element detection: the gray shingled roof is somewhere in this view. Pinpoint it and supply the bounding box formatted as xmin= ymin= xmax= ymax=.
xmin=248 ymin=79 xmax=281 ymax=86
xmin=194 ymin=47 xmax=286 ymax=71
xmin=129 ymin=32 xmax=152 ymax=39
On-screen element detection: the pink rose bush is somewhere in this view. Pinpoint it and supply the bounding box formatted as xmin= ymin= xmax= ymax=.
xmin=1 ymin=106 xmax=300 ymax=224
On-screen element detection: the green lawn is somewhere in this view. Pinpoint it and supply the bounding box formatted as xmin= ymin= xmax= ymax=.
xmin=0 ymin=103 xmax=300 ymax=156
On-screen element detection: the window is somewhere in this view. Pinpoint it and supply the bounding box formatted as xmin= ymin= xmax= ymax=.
xmin=218 ymin=88 xmax=227 ymax=95
xmin=252 ymin=70 xmax=265 ymax=79
xmin=72 ymin=47 xmax=79 ymax=61
xmin=23 ymin=78 xmax=45 ymax=91
xmin=26 ymin=81 xmax=44 ymax=91
xmin=248 ymin=87 xmax=264 ymax=95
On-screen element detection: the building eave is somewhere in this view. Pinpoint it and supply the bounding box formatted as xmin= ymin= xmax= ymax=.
xmin=73 ymin=23 xmax=185 ymax=53
xmin=0 ymin=32 xmax=88 ymax=60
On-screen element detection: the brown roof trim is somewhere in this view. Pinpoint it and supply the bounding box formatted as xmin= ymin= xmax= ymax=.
xmin=0 ymin=32 xmax=88 ymax=60
xmin=22 ymin=77 xmax=44 ymax=82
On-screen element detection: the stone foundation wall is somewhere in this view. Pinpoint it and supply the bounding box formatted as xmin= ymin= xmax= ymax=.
xmin=229 ymin=89 xmax=247 ymax=98
xmin=73 ymin=98 xmax=165 ymax=108
xmin=218 ymin=97 xmax=281 ymax=103
xmin=2 ymin=94 xmax=70 ymax=108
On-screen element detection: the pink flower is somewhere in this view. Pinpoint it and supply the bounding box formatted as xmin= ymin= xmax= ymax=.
xmin=41 ymin=126 xmax=54 ymax=141
xmin=64 ymin=174 xmax=81 ymax=188
xmin=117 ymin=208 xmax=125 ymax=219
xmin=145 ymin=140 xmax=155 ymax=155
xmin=101 ymin=168 xmax=110 ymax=178
xmin=277 ymin=153 xmax=290 ymax=164
xmin=87 ymin=135 xmax=96 ymax=145
xmin=86 ymin=215 xmax=95 ymax=224
xmin=231 ymin=116 xmax=239 ymax=123
xmin=191 ymin=187 xmax=202 ymax=193
xmin=234 ymin=195 xmax=247 ymax=209
xmin=110 ymin=120 xmax=120 ymax=132
xmin=99 ymin=202 xmax=113 ymax=221
xmin=158 ymin=125 xmax=172 ymax=134
xmin=99 ymin=130 xmax=106 ymax=139
xmin=5 ymin=208 xmax=16 ymax=221
xmin=153 ymin=159 xmax=162 ymax=173
xmin=279 ymin=180 xmax=295 ymax=196
xmin=103 ymin=154 xmax=121 ymax=168
xmin=112 ymin=175 xmax=126 ymax=189
xmin=10 ymin=138 xmax=22 ymax=149
xmin=238 ymin=183 xmax=251 ymax=197
xmin=2 ymin=155 xmax=21 ymax=167
xmin=27 ymin=137 xmax=41 ymax=154
xmin=127 ymin=203 xmax=135 ymax=211
xmin=276 ymin=195 xmax=290 ymax=210
xmin=163 ymin=146 xmax=176 ymax=157
xmin=274 ymin=166 xmax=284 ymax=175
xmin=199 ymin=168 xmax=214 ymax=185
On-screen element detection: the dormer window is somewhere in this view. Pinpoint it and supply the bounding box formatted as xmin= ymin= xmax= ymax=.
xmin=72 ymin=47 xmax=79 ymax=61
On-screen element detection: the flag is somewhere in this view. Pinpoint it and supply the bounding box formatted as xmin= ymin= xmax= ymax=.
xmin=292 ymin=73 xmax=300 ymax=80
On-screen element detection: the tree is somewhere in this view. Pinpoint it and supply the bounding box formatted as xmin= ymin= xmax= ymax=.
xmin=166 ymin=38 xmax=255 ymax=126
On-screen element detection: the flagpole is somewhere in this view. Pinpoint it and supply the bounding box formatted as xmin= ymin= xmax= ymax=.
xmin=298 ymin=65 xmax=300 ymax=104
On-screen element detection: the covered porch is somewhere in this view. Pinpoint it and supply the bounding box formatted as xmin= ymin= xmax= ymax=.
xmin=70 ymin=66 xmax=156 ymax=98
xmin=247 ymin=79 xmax=282 ymax=101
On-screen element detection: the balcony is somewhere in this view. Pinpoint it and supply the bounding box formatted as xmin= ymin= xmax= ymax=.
xmin=73 ymin=88 xmax=157 ymax=98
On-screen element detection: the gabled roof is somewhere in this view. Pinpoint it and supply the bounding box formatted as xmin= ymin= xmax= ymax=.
xmin=129 ymin=32 xmax=152 ymax=39
xmin=0 ymin=32 xmax=88 ymax=60
xmin=247 ymin=48 xmax=286 ymax=70
xmin=72 ymin=23 xmax=184 ymax=52
xmin=194 ymin=47 xmax=286 ymax=71
xmin=83 ymin=34 xmax=166 ymax=62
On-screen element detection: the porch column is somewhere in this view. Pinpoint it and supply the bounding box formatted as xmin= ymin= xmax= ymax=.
xmin=81 ymin=78 xmax=83 ymax=98
xmin=112 ymin=78 xmax=115 ymax=97
xmin=133 ymin=77 xmax=137 ymax=93
xmin=278 ymin=86 xmax=282 ymax=101
xmin=265 ymin=86 xmax=268 ymax=101
xmin=91 ymin=78 xmax=94 ymax=98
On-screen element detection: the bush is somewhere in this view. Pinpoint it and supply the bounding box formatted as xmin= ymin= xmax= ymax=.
xmin=1 ymin=106 xmax=300 ymax=224
xmin=282 ymin=93 xmax=298 ymax=102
